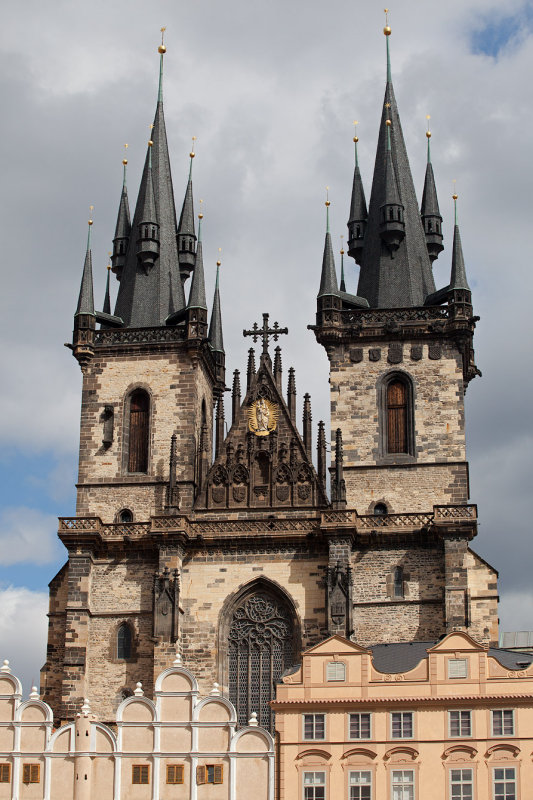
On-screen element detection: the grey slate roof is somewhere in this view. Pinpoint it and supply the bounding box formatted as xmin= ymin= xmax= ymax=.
xmin=187 ymin=234 xmax=207 ymax=310
xmin=348 ymin=162 xmax=367 ymax=228
xmin=450 ymin=223 xmax=470 ymax=290
xmin=75 ymin=232 xmax=95 ymax=316
xmin=370 ymin=640 xmax=533 ymax=673
xmin=114 ymin=174 xmax=131 ymax=240
xmin=318 ymin=230 xmax=339 ymax=298
xmin=355 ymin=73 xmax=436 ymax=307
xmin=102 ymin=268 xmax=111 ymax=315
xmin=113 ymin=84 xmax=186 ymax=327
xmin=421 ymin=160 xmax=441 ymax=219
xmin=178 ymin=174 xmax=195 ymax=238
xmin=208 ymin=265 xmax=224 ymax=353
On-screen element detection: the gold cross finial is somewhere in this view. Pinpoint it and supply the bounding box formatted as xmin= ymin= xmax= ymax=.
xmin=123 ymin=143 xmax=128 ymax=165
xmin=190 ymin=135 xmax=196 ymax=158
xmin=217 ymin=247 xmax=222 ymax=267
xmin=426 ymin=114 xmax=431 ymax=138
xmin=325 ymin=186 xmax=330 ymax=207
xmin=353 ymin=120 xmax=359 ymax=143
xmin=88 ymin=205 xmax=94 ymax=226
xmin=198 ymin=198 xmax=204 ymax=220
xmin=384 ymin=8 xmax=391 ymax=35
xmin=159 ymin=27 xmax=167 ymax=54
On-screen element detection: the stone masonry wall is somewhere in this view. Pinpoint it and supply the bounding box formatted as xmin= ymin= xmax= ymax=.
xmin=329 ymin=340 xmax=467 ymax=509
xmin=466 ymin=549 xmax=499 ymax=645
xmin=76 ymin=345 xmax=214 ymax=519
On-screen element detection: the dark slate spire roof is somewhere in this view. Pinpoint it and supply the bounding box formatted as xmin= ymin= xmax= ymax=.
xmin=347 ymin=135 xmax=368 ymax=262
xmin=339 ymin=244 xmax=346 ymax=293
xmin=103 ymin=266 xmax=111 ymax=315
xmin=355 ymin=32 xmax=436 ymax=308
xmin=208 ymin=263 xmax=224 ymax=353
xmin=114 ymin=163 xmax=131 ymax=237
xmin=318 ymin=205 xmax=339 ymax=298
xmin=450 ymin=201 xmax=470 ymax=290
xmin=187 ymin=218 xmax=207 ymax=310
xmin=75 ymin=223 xmax=95 ymax=316
xmin=421 ymin=139 xmax=441 ymax=219
xmin=113 ymin=51 xmax=186 ymax=327
xmin=177 ymin=156 xmax=197 ymax=282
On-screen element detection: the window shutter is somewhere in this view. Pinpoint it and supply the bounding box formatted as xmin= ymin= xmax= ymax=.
xmin=132 ymin=765 xmax=140 ymax=784
xmin=176 ymin=765 xmax=184 ymax=784
xmin=31 ymin=765 xmax=40 ymax=783
xmin=197 ymin=765 xmax=206 ymax=785
xmin=214 ymin=765 xmax=223 ymax=784
xmin=0 ymin=764 xmax=9 ymax=782
xmin=387 ymin=380 xmax=407 ymax=454
xmin=23 ymin=765 xmax=30 ymax=783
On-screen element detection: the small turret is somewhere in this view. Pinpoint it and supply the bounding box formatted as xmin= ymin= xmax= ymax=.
xmin=246 ymin=348 xmax=256 ymax=392
xmin=303 ymin=393 xmax=312 ymax=459
xmin=185 ymin=211 xmax=208 ymax=339
xmin=347 ymin=125 xmax=367 ymax=264
xmin=177 ymin=144 xmax=197 ymax=283
xmin=232 ymin=369 xmax=241 ymax=424
xmin=317 ymin=421 xmax=326 ymax=489
xmin=208 ymin=259 xmax=225 ymax=385
xmin=287 ymin=367 xmax=296 ymax=424
xmin=273 ymin=346 xmax=282 ymax=391
xmin=215 ymin=395 xmax=225 ymax=458
xmin=111 ymin=151 xmax=131 ymax=280
xmin=317 ymin=196 xmax=342 ymax=326
xmin=421 ymin=120 xmax=444 ymax=262
xmin=379 ymin=119 xmax=405 ymax=255
xmin=102 ymin=264 xmax=112 ymax=315
xmin=339 ymin=238 xmax=346 ymax=293
xmin=450 ymin=194 xmax=470 ymax=294
xmin=73 ymin=217 xmax=96 ymax=370
xmin=331 ymin=428 xmax=346 ymax=509
xmin=136 ymin=140 xmax=160 ymax=273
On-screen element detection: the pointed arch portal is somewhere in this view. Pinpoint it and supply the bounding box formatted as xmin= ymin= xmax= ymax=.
xmin=228 ymin=589 xmax=295 ymax=732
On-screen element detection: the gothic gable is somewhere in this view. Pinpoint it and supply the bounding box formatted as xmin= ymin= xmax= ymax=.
xmin=197 ymin=353 xmax=328 ymax=510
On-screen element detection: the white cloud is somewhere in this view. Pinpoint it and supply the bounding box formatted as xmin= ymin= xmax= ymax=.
xmin=0 ymin=507 xmax=60 ymax=565
xmin=0 ymin=586 xmax=48 ymax=696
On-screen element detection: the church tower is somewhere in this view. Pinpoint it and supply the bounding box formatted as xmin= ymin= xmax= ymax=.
xmin=312 ymin=21 xmax=496 ymax=646
xmin=43 ymin=27 xmax=498 ymax=733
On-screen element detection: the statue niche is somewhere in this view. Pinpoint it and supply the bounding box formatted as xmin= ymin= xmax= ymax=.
xmin=327 ymin=562 xmax=353 ymax=637
xmin=153 ymin=568 xmax=179 ymax=641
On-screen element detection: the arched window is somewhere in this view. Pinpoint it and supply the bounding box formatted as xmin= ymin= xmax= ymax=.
xmin=117 ymin=508 xmax=133 ymax=523
xmin=393 ymin=567 xmax=404 ymax=598
xmin=374 ymin=502 xmax=388 ymax=516
xmin=228 ymin=590 xmax=295 ymax=732
xmin=387 ymin=380 xmax=408 ymax=453
xmin=127 ymin=389 xmax=150 ymax=473
xmin=117 ymin=623 xmax=132 ymax=660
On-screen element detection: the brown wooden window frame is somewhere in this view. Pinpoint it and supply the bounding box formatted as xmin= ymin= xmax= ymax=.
xmin=125 ymin=388 xmax=151 ymax=475
xmin=378 ymin=372 xmax=415 ymax=461
xmin=22 ymin=764 xmax=40 ymax=784
xmin=167 ymin=764 xmax=184 ymax=784
xmin=0 ymin=764 xmax=10 ymax=783
xmin=132 ymin=764 xmax=150 ymax=784
xmin=197 ymin=764 xmax=224 ymax=784
xmin=117 ymin=621 xmax=133 ymax=660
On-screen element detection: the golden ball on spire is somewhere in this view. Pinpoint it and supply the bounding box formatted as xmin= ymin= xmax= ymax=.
xmin=426 ymin=130 xmax=431 ymax=138
xmin=452 ymin=193 xmax=458 ymax=201
xmin=383 ymin=25 xmax=391 ymax=35
xmin=148 ymin=140 xmax=154 ymax=147
xmin=385 ymin=119 xmax=392 ymax=127
xmin=190 ymin=151 xmax=195 ymax=158
xmin=122 ymin=158 xmax=128 ymax=165
xmin=198 ymin=213 xmax=204 ymax=220
xmin=325 ymin=200 xmax=331 ymax=207
xmin=107 ymin=264 xmax=112 ymax=271
xmin=340 ymin=248 xmax=345 ymax=255
xmin=216 ymin=260 xmax=221 ymax=267
xmin=88 ymin=219 xmax=93 ymax=226
xmin=158 ymin=44 xmax=167 ymax=54
xmin=353 ymin=136 xmax=359 ymax=143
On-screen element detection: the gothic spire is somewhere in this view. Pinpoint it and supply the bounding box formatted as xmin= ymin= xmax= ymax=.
xmin=318 ymin=197 xmax=339 ymax=298
xmin=353 ymin=24 xmax=436 ymax=307
xmin=102 ymin=265 xmax=111 ymax=315
xmin=111 ymin=152 xmax=131 ymax=280
xmin=420 ymin=121 xmax=444 ymax=262
xmin=75 ymin=220 xmax=95 ymax=317
xmin=135 ymin=140 xmax=160 ymax=272
xmin=339 ymin=241 xmax=346 ymax=293
xmin=450 ymin=195 xmax=470 ymax=291
xmin=177 ymin=143 xmax=197 ymax=283
xmin=347 ymin=126 xmax=367 ymax=264
xmin=208 ymin=261 xmax=224 ymax=354
xmin=113 ymin=41 xmax=186 ymax=327
xmin=187 ymin=213 xmax=207 ymax=310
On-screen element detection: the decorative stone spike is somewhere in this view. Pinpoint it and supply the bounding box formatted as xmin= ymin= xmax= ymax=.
xmin=303 ymin=393 xmax=312 ymax=458
xmin=173 ymin=652 xmax=182 ymax=666
xmin=247 ymin=348 xmax=256 ymax=392
xmin=215 ymin=395 xmax=225 ymax=458
xmin=0 ymin=660 xmax=10 ymax=673
xmin=29 ymin=686 xmax=39 ymax=700
xmin=317 ymin=420 xmax=326 ymax=488
xmin=287 ymin=367 xmax=296 ymax=423
xmin=332 ymin=428 xmax=347 ymax=509
xmin=210 ymin=682 xmax=221 ymax=696
xmin=273 ymin=346 xmax=282 ymax=391
xmin=134 ymin=682 xmax=144 ymax=697
xmin=248 ymin=712 xmax=258 ymax=727
xmin=232 ymin=369 xmax=241 ymax=424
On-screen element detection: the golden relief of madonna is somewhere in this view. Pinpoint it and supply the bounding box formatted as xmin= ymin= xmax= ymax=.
xmin=248 ymin=397 xmax=278 ymax=436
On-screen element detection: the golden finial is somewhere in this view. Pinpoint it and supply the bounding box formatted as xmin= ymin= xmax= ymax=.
xmin=190 ymin=135 xmax=196 ymax=159
xmin=325 ymin=186 xmax=330 ymax=207
xmin=122 ymin=143 xmax=129 ymax=165
xmin=384 ymin=8 xmax=391 ymax=36
xmin=340 ymin=234 xmax=344 ymax=256
xmin=198 ymin=198 xmax=204 ymax=220
xmin=159 ymin=27 xmax=167 ymax=54
xmin=426 ymin=114 xmax=431 ymax=139
xmin=353 ymin=120 xmax=359 ymax=143
xmin=385 ymin=102 xmax=391 ymax=109
xmin=452 ymin=179 xmax=458 ymax=201
xmin=385 ymin=119 xmax=392 ymax=127
xmin=88 ymin=205 xmax=94 ymax=225
xmin=217 ymin=247 xmax=222 ymax=267
xmin=107 ymin=251 xmax=112 ymax=270
xmin=148 ymin=124 xmax=153 ymax=148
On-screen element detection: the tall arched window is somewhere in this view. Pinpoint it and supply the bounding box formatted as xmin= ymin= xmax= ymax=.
xmin=117 ymin=623 xmax=132 ymax=660
xmin=387 ymin=380 xmax=408 ymax=453
xmin=228 ymin=590 xmax=295 ymax=732
xmin=128 ymin=389 xmax=150 ymax=473
xmin=393 ymin=567 xmax=404 ymax=598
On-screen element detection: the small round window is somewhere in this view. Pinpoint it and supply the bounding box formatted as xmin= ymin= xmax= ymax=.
xmin=374 ymin=502 xmax=388 ymax=516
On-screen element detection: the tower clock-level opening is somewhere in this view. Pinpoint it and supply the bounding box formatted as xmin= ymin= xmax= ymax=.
xmin=224 ymin=582 xmax=298 ymax=732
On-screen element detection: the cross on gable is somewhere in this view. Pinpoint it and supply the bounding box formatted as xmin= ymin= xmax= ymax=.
xmin=243 ymin=313 xmax=288 ymax=356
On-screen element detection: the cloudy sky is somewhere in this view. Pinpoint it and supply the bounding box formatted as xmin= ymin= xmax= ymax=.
xmin=0 ymin=0 xmax=532 ymax=693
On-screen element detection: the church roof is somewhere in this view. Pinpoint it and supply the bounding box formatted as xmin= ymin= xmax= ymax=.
xmin=113 ymin=51 xmax=186 ymax=327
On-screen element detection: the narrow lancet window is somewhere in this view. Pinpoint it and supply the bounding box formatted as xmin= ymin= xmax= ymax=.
xmin=128 ymin=390 xmax=150 ymax=473
xmin=117 ymin=623 xmax=132 ymax=660
xmin=387 ymin=379 xmax=408 ymax=454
